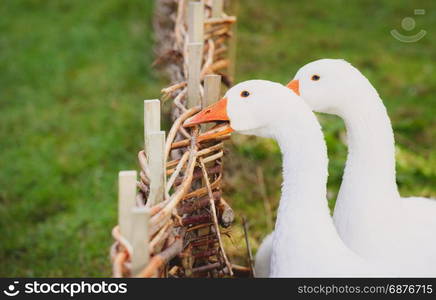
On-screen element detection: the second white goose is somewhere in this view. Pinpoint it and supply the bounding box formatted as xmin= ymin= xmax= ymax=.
xmin=256 ymin=60 xmax=436 ymax=277
xmin=185 ymin=80 xmax=389 ymax=277
xmin=288 ymin=59 xmax=436 ymax=275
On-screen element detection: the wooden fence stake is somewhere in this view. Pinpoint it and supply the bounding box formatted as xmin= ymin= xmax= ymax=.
xmin=118 ymin=171 xmax=137 ymax=243
xmin=227 ymin=0 xmax=239 ymax=83
xmin=186 ymin=1 xmax=204 ymax=108
xmin=144 ymin=100 xmax=161 ymax=155
xmin=202 ymin=74 xmax=221 ymax=131
xmin=188 ymin=1 xmax=204 ymax=44
xmin=144 ymin=100 xmax=165 ymax=206
xmin=147 ymin=131 xmax=166 ymax=206
xmin=130 ymin=206 xmax=150 ymax=276
xmin=211 ymin=0 xmax=224 ymax=18
xmin=187 ymin=42 xmax=203 ymax=108
xmin=203 ymin=74 xmax=221 ymax=107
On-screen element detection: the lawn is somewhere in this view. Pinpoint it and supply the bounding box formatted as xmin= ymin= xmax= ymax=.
xmin=1 ymin=0 xmax=435 ymax=276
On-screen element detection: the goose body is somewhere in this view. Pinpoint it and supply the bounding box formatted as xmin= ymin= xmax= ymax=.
xmin=288 ymin=59 xmax=436 ymax=275
xmin=254 ymin=233 xmax=273 ymax=278
xmin=185 ymin=80 xmax=391 ymax=277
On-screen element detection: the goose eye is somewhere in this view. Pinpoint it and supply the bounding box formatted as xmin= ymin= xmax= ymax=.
xmin=240 ymin=90 xmax=250 ymax=98
xmin=311 ymin=74 xmax=320 ymax=81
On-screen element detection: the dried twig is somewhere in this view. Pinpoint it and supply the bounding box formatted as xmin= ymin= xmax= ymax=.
xmin=242 ymin=217 xmax=255 ymax=277
xmin=199 ymin=158 xmax=233 ymax=276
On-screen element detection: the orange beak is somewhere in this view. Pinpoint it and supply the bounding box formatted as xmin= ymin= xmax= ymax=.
xmin=184 ymin=97 xmax=232 ymax=128
xmin=286 ymin=79 xmax=300 ymax=95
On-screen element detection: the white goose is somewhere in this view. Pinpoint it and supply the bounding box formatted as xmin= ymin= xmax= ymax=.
xmin=185 ymin=80 xmax=389 ymax=277
xmin=256 ymin=59 xmax=436 ymax=277
xmin=290 ymin=59 xmax=436 ymax=275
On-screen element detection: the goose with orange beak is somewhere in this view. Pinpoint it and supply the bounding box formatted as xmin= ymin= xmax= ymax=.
xmin=184 ymin=80 xmax=387 ymax=277
xmin=184 ymin=80 xmax=298 ymax=139
xmin=287 ymin=59 xmax=436 ymax=276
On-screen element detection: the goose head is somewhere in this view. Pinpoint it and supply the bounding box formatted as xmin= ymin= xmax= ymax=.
xmin=287 ymin=59 xmax=378 ymax=116
xmin=184 ymin=80 xmax=312 ymax=139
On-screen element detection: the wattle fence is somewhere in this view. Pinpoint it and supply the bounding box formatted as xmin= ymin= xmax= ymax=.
xmin=110 ymin=0 xmax=252 ymax=278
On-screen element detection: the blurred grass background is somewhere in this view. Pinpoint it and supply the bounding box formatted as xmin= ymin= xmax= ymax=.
xmin=0 ymin=0 xmax=434 ymax=276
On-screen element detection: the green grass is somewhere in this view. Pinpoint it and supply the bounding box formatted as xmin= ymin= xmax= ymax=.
xmin=0 ymin=0 xmax=434 ymax=276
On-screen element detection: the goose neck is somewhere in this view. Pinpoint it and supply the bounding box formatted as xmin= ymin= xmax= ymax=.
xmin=272 ymin=114 xmax=332 ymax=235
xmin=270 ymin=115 xmax=340 ymax=276
xmin=339 ymin=95 xmax=399 ymax=205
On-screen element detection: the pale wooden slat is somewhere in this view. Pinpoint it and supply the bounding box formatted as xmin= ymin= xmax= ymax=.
xmin=130 ymin=206 xmax=150 ymax=276
xmin=211 ymin=0 xmax=223 ymax=18
xmin=202 ymin=74 xmax=222 ymax=131
xmin=227 ymin=0 xmax=239 ymax=83
xmin=187 ymin=42 xmax=203 ymax=108
xmin=147 ymin=131 xmax=166 ymax=206
xmin=144 ymin=100 xmax=161 ymax=155
xmin=203 ymin=74 xmax=222 ymax=107
xmin=118 ymin=170 xmax=137 ymax=239
xmin=188 ymin=1 xmax=204 ymax=44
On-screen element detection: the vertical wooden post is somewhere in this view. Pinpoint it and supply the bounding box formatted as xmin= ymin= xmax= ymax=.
xmin=202 ymin=75 xmax=221 ymax=131
xmin=187 ymin=42 xmax=203 ymax=108
xmin=198 ymin=77 xmax=221 ymax=248
xmin=186 ymin=1 xmax=204 ymax=109
xmin=130 ymin=206 xmax=150 ymax=276
xmin=188 ymin=1 xmax=204 ymax=44
xmin=144 ymin=100 xmax=165 ymax=206
xmin=203 ymin=74 xmax=221 ymax=107
xmin=147 ymin=131 xmax=166 ymax=206
xmin=118 ymin=171 xmax=137 ymax=242
xmin=144 ymin=100 xmax=160 ymax=155
xmin=211 ymin=0 xmax=223 ymax=18
xmin=227 ymin=0 xmax=239 ymax=84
